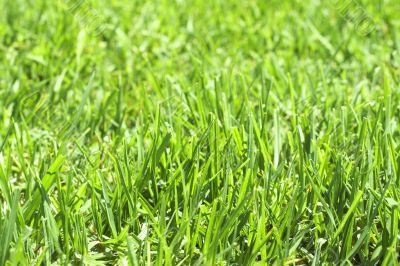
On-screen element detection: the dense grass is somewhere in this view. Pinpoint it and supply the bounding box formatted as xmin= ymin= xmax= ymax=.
xmin=1 ymin=0 xmax=400 ymax=264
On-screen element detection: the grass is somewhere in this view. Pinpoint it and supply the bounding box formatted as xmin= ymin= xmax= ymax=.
xmin=0 ymin=0 xmax=400 ymax=264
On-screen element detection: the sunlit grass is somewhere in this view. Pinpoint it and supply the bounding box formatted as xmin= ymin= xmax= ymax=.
xmin=0 ymin=0 xmax=399 ymax=264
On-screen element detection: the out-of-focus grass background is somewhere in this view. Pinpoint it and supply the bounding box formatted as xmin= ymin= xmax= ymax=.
xmin=0 ymin=0 xmax=400 ymax=264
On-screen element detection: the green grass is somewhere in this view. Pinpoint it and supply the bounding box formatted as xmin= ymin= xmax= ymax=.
xmin=1 ymin=0 xmax=400 ymax=264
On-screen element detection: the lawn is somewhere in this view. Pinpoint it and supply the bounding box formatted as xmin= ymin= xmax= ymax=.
xmin=0 ymin=0 xmax=400 ymax=264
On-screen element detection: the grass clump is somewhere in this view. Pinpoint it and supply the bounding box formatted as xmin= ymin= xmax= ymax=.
xmin=0 ymin=0 xmax=400 ymax=264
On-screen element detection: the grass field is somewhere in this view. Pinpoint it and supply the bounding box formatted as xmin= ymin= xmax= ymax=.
xmin=1 ymin=0 xmax=400 ymax=264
